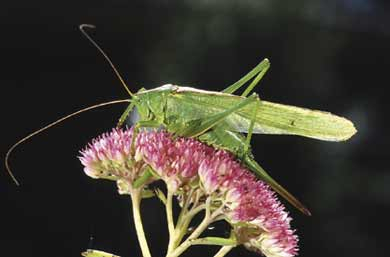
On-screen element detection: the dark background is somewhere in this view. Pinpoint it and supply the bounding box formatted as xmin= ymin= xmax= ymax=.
xmin=1 ymin=1 xmax=389 ymax=257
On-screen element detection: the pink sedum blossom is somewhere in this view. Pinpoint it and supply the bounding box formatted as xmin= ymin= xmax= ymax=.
xmin=135 ymin=130 xmax=214 ymax=191
xmin=197 ymin=145 xmax=298 ymax=257
xmin=79 ymin=127 xmax=299 ymax=257
xmin=79 ymin=128 xmax=152 ymax=194
xmin=79 ymin=128 xmax=135 ymax=179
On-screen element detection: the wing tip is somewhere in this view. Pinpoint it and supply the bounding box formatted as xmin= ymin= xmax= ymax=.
xmin=336 ymin=118 xmax=358 ymax=141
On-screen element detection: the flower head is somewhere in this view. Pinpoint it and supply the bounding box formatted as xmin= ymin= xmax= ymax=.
xmin=79 ymin=127 xmax=299 ymax=257
xmin=79 ymin=127 xmax=215 ymax=192
xmin=79 ymin=128 xmax=136 ymax=179
xmin=135 ymin=130 xmax=214 ymax=191
xmin=243 ymin=221 xmax=299 ymax=257
xmin=80 ymin=128 xmax=155 ymax=195
xmin=197 ymin=147 xmax=299 ymax=257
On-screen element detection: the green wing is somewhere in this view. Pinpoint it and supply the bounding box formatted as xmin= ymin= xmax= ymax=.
xmin=168 ymin=87 xmax=357 ymax=142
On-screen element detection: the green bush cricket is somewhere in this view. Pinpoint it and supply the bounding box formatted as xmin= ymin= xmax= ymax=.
xmin=5 ymin=24 xmax=357 ymax=217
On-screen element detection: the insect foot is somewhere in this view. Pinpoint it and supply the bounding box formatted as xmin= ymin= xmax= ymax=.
xmin=79 ymin=127 xmax=298 ymax=257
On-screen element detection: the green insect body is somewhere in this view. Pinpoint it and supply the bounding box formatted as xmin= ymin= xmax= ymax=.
xmin=133 ymin=85 xmax=356 ymax=141
xmin=118 ymin=61 xmax=356 ymax=216
xmin=81 ymin=249 xmax=120 ymax=257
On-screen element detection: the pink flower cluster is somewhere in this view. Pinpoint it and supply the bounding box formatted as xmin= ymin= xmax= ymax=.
xmin=135 ymin=130 xmax=214 ymax=191
xmin=198 ymin=150 xmax=298 ymax=257
xmin=79 ymin=128 xmax=135 ymax=179
xmin=79 ymin=127 xmax=298 ymax=257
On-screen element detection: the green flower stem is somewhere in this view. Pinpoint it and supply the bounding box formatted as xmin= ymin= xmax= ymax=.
xmin=213 ymin=246 xmax=234 ymax=257
xmin=167 ymin=189 xmax=207 ymax=255
xmin=189 ymin=237 xmax=237 ymax=246
xmin=166 ymin=189 xmax=176 ymax=254
xmin=171 ymin=200 xmax=207 ymax=251
xmin=168 ymin=205 xmax=203 ymax=254
xmin=167 ymin=189 xmax=192 ymax=255
xmin=166 ymin=217 xmax=211 ymax=257
xmin=166 ymin=190 xmax=175 ymax=237
xmin=175 ymin=189 xmax=194 ymax=226
xmin=167 ymin=199 xmax=223 ymax=257
xmin=131 ymin=189 xmax=152 ymax=257
xmin=183 ymin=203 xmax=206 ymax=220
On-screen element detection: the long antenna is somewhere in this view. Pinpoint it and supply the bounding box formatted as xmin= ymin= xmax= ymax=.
xmin=5 ymin=99 xmax=131 ymax=186
xmin=79 ymin=24 xmax=133 ymax=96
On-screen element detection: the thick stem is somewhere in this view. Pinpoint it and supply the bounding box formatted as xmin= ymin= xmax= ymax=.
xmin=169 ymin=191 xmax=192 ymax=252
xmin=176 ymin=188 xmax=194 ymax=227
xmin=189 ymin=237 xmax=237 ymax=246
xmin=167 ymin=189 xmax=199 ymax=254
xmin=167 ymin=216 xmax=212 ymax=257
xmin=166 ymin=189 xmax=176 ymax=254
xmin=166 ymin=190 xmax=175 ymax=237
xmin=171 ymin=200 xmax=206 ymax=250
xmin=213 ymin=246 xmax=234 ymax=257
xmin=167 ymin=198 xmax=221 ymax=257
xmin=171 ymin=205 xmax=204 ymax=250
xmin=131 ymin=189 xmax=152 ymax=257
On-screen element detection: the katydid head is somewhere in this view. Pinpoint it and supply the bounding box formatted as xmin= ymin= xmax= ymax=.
xmin=130 ymin=84 xmax=178 ymax=123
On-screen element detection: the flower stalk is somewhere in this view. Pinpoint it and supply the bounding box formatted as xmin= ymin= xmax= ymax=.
xmin=130 ymin=189 xmax=152 ymax=257
xmin=166 ymin=199 xmax=224 ymax=257
xmin=213 ymin=246 xmax=234 ymax=257
xmin=166 ymin=189 xmax=176 ymax=254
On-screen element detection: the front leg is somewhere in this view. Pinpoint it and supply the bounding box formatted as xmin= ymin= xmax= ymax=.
xmin=130 ymin=120 xmax=165 ymax=154
xmin=117 ymin=101 xmax=136 ymax=127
